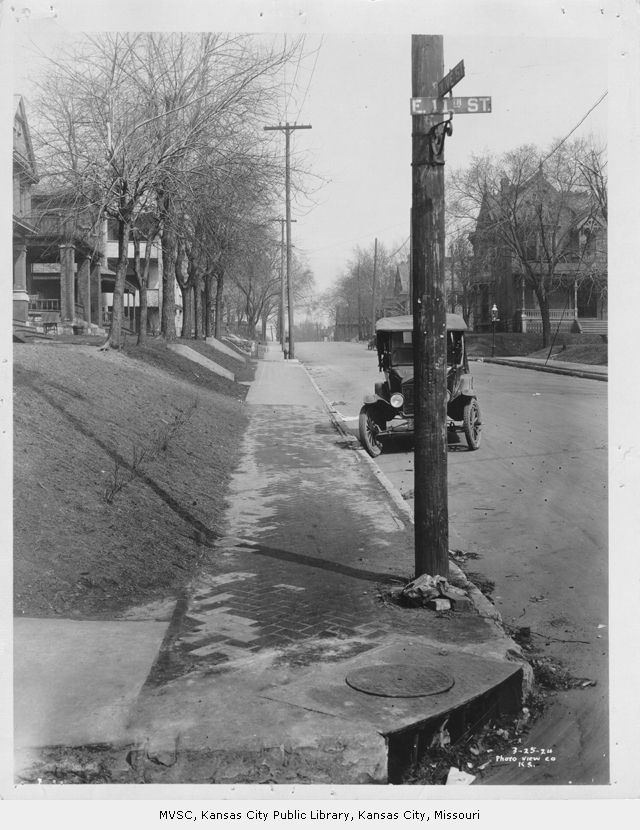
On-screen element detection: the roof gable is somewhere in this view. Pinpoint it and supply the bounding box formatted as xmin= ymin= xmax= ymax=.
xmin=14 ymin=96 xmax=39 ymax=182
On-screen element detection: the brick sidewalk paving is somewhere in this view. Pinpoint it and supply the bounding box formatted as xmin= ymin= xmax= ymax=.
xmin=145 ymin=402 xmax=495 ymax=688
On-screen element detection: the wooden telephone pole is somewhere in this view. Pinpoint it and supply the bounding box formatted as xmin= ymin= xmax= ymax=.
xmin=410 ymin=43 xmax=490 ymax=578
xmin=411 ymin=35 xmax=449 ymax=578
xmin=272 ymin=217 xmax=296 ymax=350
xmin=264 ymin=123 xmax=312 ymax=360
xmin=371 ymin=237 xmax=378 ymax=336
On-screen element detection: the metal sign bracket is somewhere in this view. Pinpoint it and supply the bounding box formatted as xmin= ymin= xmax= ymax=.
xmin=411 ymin=113 xmax=454 ymax=167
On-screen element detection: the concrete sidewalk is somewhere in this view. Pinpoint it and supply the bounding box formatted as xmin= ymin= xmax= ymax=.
xmin=15 ymin=343 xmax=526 ymax=786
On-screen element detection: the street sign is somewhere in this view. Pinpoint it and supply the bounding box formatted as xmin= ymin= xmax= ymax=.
xmin=410 ymin=96 xmax=492 ymax=115
xmin=437 ymin=59 xmax=465 ymax=97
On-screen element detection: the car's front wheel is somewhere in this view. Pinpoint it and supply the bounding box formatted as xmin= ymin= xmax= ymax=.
xmin=463 ymin=399 xmax=482 ymax=450
xmin=359 ymin=405 xmax=384 ymax=457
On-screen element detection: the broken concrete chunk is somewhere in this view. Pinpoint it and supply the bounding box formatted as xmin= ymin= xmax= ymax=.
xmin=441 ymin=583 xmax=467 ymax=598
xmin=440 ymin=592 xmax=473 ymax=612
xmin=400 ymin=574 xmax=470 ymax=611
xmin=401 ymin=574 xmax=441 ymax=603
xmin=427 ymin=598 xmax=451 ymax=612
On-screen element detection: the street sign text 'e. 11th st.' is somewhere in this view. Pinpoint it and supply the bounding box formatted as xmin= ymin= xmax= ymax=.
xmin=410 ymin=96 xmax=492 ymax=115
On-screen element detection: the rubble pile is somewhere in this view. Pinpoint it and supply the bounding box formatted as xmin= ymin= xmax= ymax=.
xmin=399 ymin=574 xmax=474 ymax=613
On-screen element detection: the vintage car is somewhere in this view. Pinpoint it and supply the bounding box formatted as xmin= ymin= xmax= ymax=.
xmin=358 ymin=313 xmax=481 ymax=457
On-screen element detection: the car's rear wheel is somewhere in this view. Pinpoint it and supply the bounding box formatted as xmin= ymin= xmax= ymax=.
xmin=359 ymin=405 xmax=384 ymax=457
xmin=463 ymin=399 xmax=482 ymax=450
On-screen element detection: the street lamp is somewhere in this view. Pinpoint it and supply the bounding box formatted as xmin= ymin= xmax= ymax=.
xmin=491 ymin=303 xmax=499 ymax=357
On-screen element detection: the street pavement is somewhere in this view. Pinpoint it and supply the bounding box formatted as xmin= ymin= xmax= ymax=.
xmin=14 ymin=343 xmax=527 ymax=786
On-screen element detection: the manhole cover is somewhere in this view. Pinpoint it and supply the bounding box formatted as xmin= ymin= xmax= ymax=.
xmin=345 ymin=664 xmax=454 ymax=698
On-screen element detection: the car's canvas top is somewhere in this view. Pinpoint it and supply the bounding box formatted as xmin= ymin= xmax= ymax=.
xmin=375 ymin=313 xmax=468 ymax=332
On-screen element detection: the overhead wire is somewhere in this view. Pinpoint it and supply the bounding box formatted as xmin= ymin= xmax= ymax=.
xmin=302 ymin=223 xmax=408 ymax=255
xmin=295 ymin=34 xmax=324 ymax=123
xmin=541 ymin=90 xmax=608 ymax=163
xmin=286 ymin=35 xmax=306 ymax=120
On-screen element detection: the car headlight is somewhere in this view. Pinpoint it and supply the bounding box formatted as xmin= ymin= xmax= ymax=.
xmin=390 ymin=393 xmax=404 ymax=409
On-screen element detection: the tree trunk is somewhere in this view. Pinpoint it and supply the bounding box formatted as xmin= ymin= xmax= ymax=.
xmin=194 ymin=269 xmax=204 ymax=339
xmin=204 ymin=272 xmax=214 ymax=337
xmin=161 ymin=223 xmax=177 ymax=341
xmin=132 ymin=233 xmax=143 ymax=344
xmin=181 ymin=283 xmax=194 ymax=339
xmin=137 ymin=231 xmax=154 ymax=345
xmin=175 ymin=238 xmax=191 ymax=339
xmin=214 ymin=268 xmax=224 ymax=339
xmin=107 ymin=216 xmax=132 ymax=349
xmin=536 ymin=286 xmax=551 ymax=347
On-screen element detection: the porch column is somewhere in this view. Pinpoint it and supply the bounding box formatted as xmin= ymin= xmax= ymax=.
xmin=13 ymin=242 xmax=29 ymax=323
xmin=77 ymin=255 xmax=91 ymax=325
xmin=90 ymin=260 xmax=103 ymax=326
xmin=573 ymin=279 xmax=578 ymax=319
xmin=59 ymin=243 xmax=76 ymax=323
xmin=520 ymin=277 xmax=526 ymax=333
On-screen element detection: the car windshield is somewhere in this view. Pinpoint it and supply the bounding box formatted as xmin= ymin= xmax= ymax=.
xmin=391 ymin=346 xmax=413 ymax=365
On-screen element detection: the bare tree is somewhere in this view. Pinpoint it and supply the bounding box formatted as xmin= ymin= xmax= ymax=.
xmin=450 ymin=139 xmax=606 ymax=346
xmin=329 ymin=240 xmax=401 ymax=339
xmin=31 ymin=33 xmax=162 ymax=347
xmin=31 ymin=32 xmax=305 ymax=347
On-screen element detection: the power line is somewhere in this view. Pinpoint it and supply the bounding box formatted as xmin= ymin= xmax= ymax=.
xmin=388 ymin=235 xmax=410 ymax=259
xmin=303 ymin=223 xmax=408 ymax=254
xmin=296 ymin=35 xmax=324 ymax=122
xmin=541 ymin=90 xmax=608 ymax=163
xmin=285 ymin=35 xmax=306 ymax=123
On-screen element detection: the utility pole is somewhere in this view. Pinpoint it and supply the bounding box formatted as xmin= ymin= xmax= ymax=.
xmin=371 ymin=237 xmax=378 ymax=337
xmin=264 ymin=122 xmax=312 ymax=360
xmin=272 ymin=217 xmax=296 ymax=351
xmin=356 ymin=263 xmax=362 ymax=340
xmin=450 ymin=244 xmax=456 ymax=312
xmin=411 ymin=35 xmax=449 ymax=578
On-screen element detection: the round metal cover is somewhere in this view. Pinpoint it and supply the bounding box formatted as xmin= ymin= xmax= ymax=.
xmin=345 ymin=664 xmax=454 ymax=698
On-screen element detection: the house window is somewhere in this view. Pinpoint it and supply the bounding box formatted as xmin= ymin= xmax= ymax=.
xmin=567 ymin=229 xmax=580 ymax=260
xmin=523 ymin=238 xmax=537 ymax=261
xmin=582 ymin=227 xmax=595 ymax=255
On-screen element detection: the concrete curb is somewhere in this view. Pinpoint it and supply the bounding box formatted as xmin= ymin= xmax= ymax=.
xmin=478 ymin=357 xmax=607 ymax=382
xmin=300 ymin=361 xmax=532 ymax=692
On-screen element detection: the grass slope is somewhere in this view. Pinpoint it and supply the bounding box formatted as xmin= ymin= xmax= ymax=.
xmin=466 ymin=332 xmax=607 ymax=365
xmin=13 ymin=339 xmax=254 ymax=619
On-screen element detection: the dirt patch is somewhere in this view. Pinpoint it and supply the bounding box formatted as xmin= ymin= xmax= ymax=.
xmin=401 ymin=712 xmax=533 ymax=785
xmin=13 ymin=340 xmax=255 ymax=619
xmin=464 ymin=572 xmax=496 ymax=601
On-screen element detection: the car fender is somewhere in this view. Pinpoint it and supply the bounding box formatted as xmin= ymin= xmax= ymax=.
xmin=459 ymin=374 xmax=475 ymax=396
xmin=363 ymin=393 xmax=387 ymax=405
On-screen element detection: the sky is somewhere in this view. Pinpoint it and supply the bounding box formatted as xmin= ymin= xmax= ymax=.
xmin=6 ymin=0 xmax=617 ymax=298
xmin=289 ymin=32 xmax=608 ymax=291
